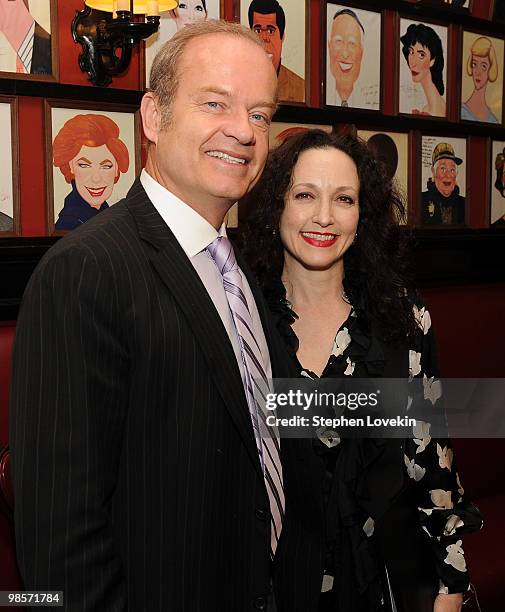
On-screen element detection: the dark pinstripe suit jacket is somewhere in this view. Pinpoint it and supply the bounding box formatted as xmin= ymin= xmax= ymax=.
xmin=10 ymin=180 xmax=324 ymax=612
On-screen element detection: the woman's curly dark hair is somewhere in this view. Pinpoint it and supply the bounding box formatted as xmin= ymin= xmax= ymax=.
xmin=400 ymin=23 xmax=445 ymax=96
xmin=239 ymin=130 xmax=418 ymax=341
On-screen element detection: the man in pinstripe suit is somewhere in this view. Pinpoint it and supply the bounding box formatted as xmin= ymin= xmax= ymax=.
xmin=10 ymin=20 xmax=324 ymax=612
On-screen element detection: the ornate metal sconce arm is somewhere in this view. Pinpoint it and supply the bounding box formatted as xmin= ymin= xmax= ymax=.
xmin=72 ymin=5 xmax=160 ymax=87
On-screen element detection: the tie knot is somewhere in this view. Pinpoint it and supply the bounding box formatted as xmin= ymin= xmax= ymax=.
xmin=207 ymin=236 xmax=238 ymax=276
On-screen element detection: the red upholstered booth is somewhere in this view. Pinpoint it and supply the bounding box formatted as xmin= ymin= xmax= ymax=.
xmin=0 ymin=321 xmax=24 ymax=608
xmin=452 ymin=438 xmax=505 ymax=611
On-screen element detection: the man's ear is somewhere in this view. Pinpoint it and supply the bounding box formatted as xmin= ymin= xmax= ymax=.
xmin=430 ymin=58 xmax=435 ymax=68
xmin=141 ymin=92 xmax=161 ymax=144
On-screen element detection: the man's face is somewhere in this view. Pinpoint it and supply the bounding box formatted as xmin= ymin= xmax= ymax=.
xmin=149 ymin=34 xmax=277 ymax=214
xmin=252 ymin=12 xmax=283 ymax=71
xmin=433 ymin=158 xmax=458 ymax=198
xmin=328 ymin=14 xmax=363 ymax=91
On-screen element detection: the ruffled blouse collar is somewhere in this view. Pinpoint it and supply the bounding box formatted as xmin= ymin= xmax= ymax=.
xmin=266 ymin=279 xmax=386 ymax=379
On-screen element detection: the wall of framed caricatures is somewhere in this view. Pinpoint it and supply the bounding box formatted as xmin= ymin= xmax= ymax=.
xmin=0 ymin=0 xmax=503 ymax=247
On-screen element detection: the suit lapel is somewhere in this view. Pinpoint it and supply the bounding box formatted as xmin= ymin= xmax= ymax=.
xmin=125 ymin=179 xmax=263 ymax=478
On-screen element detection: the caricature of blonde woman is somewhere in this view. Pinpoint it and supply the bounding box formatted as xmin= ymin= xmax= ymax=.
xmin=461 ymin=37 xmax=499 ymax=124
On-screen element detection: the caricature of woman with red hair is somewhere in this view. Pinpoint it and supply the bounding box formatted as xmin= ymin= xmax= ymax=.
xmin=53 ymin=114 xmax=129 ymax=230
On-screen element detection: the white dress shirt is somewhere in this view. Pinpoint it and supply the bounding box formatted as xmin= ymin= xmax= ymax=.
xmin=140 ymin=169 xmax=272 ymax=381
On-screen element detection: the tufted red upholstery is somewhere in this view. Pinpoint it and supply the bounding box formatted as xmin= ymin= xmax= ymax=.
xmin=0 ymin=322 xmax=24 ymax=606
xmin=452 ymin=438 xmax=505 ymax=611
xmin=0 ymin=322 xmax=15 ymax=448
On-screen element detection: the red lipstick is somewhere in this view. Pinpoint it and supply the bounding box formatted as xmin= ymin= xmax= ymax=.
xmin=300 ymin=231 xmax=338 ymax=248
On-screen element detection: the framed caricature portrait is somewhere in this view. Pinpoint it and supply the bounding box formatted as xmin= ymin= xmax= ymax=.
xmin=358 ymin=129 xmax=410 ymax=223
xmin=416 ymin=0 xmax=471 ymax=9
xmin=490 ymin=140 xmax=505 ymax=226
xmin=399 ymin=18 xmax=448 ymax=118
xmin=45 ymin=100 xmax=141 ymax=235
xmin=419 ymin=135 xmax=467 ymax=227
xmin=144 ymin=0 xmax=223 ymax=87
xmin=0 ymin=0 xmax=58 ymax=81
xmin=236 ymin=0 xmax=308 ymax=105
xmin=269 ymin=122 xmax=332 ymax=149
xmin=460 ymin=31 xmax=504 ymax=125
xmin=324 ymin=2 xmax=381 ymax=111
xmin=0 ymin=96 xmax=19 ymax=234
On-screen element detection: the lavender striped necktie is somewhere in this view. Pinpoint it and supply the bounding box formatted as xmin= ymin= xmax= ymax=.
xmin=207 ymin=236 xmax=284 ymax=556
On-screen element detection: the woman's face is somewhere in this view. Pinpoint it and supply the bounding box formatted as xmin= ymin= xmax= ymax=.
xmin=174 ymin=1 xmax=207 ymax=30
xmin=280 ymin=147 xmax=360 ymax=272
xmin=470 ymin=54 xmax=490 ymax=90
xmin=407 ymin=42 xmax=434 ymax=83
xmin=69 ymin=144 xmax=118 ymax=209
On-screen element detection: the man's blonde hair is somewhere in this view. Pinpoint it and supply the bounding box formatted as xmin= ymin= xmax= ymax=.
xmin=149 ymin=20 xmax=266 ymax=126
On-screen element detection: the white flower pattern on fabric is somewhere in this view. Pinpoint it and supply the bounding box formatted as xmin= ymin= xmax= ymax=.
xmin=456 ymin=472 xmax=465 ymax=497
xmin=444 ymin=514 xmax=464 ymax=536
xmin=444 ymin=540 xmax=467 ymax=572
xmin=406 ymin=395 xmax=413 ymax=411
xmin=423 ymin=374 xmax=442 ymax=405
xmin=413 ymin=305 xmax=432 ymax=335
xmin=331 ymin=328 xmax=351 ymax=357
xmin=430 ymin=489 xmax=453 ymax=510
xmin=363 ymin=517 xmax=375 ymax=537
xmin=405 ymin=454 xmax=426 ymax=481
xmin=413 ymin=420 xmax=431 ymax=454
xmin=344 ymin=357 xmax=355 ymax=375
xmin=409 ymin=350 xmax=422 ymax=379
xmin=437 ymin=443 xmax=453 ymax=471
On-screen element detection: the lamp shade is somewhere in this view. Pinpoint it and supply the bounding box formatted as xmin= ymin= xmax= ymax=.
xmin=85 ymin=1 xmax=178 ymax=13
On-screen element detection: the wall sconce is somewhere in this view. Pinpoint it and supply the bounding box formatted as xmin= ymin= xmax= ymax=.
xmin=72 ymin=1 xmax=178 ymax=87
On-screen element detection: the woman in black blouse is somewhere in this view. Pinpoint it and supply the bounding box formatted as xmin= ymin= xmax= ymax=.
xmin=240 ymin=130 xmax=482 ymax=612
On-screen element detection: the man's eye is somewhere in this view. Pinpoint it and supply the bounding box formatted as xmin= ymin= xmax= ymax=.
xmin=253 ymin=26 xmax=261 ymax=33
xmin=251 ymin=113 xmax=268 ymax=124
xmin=206 ymin=101 xmax=220 ymax=109
xmin=267 ymin=27 xmax=276 ymax=34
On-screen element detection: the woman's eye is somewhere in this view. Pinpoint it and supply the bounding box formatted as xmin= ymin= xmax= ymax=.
xmin=78 ymin=163 xmax=90 ymax=168
xmin=294 ymin=192 xmax=312 ymax=200
xmin=101 ymin=164 xmax=113 ymax=170
xmin=196 ymin=5 xmax=203 ymax=11
xmin=337 ymin=195 xmax=354 ymax=205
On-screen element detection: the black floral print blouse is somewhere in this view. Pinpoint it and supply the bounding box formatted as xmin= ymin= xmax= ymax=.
xmin=270 ymin=288 xmax=483 ymax=603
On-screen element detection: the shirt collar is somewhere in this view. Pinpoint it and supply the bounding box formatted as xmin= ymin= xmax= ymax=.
xmin=140 ymin=169 xmax=227 ymax=258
